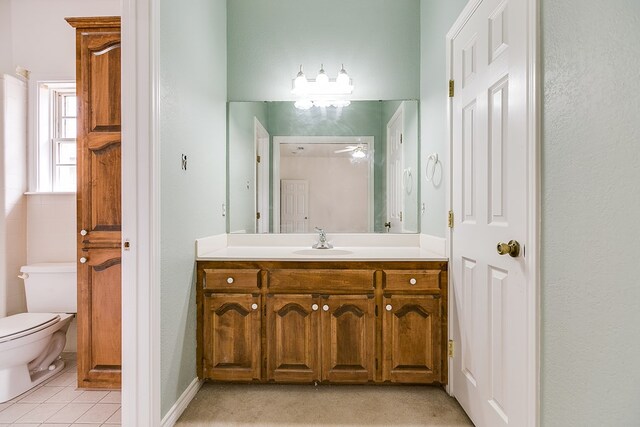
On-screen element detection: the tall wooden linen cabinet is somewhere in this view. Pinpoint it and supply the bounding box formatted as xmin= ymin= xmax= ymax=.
xmin=66 ymin=17 xmax=122 ymax=389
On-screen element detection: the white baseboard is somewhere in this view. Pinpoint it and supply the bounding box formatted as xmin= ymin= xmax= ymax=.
xmin=160 ymin=377 xmax=203 ymax=427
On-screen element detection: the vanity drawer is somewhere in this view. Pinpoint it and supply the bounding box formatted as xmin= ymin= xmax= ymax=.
xmin=203 ymin=269 xmax=261 ymax=291
xmin=383 ymin=270 xmax=441 ymax=292
xmin=269 ymin=269 xmax=375 ymax=292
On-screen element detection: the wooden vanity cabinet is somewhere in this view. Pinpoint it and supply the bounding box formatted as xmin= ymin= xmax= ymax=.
xmin=266 ymin=294 xmax=320 ymax=382
xmin=203 ymin=293 xmax=261 ymax=381
xmin=196 ymin=261 xmax=447 ymax=386
xmin=321 ymin=295 xmax=376 ymax=383
xmin=382 ymin=295 xmax=441 ymax=383
xmin=266 ymin=293 xmax=376 ymax=383
xmin=381 ymin=269 xmax=445 ymax=384
xmin=200 ymin=268 xmax=263 ymax=382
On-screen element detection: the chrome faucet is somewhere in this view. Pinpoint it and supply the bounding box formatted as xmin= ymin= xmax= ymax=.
xmin=312 ymin=227 xmax=333 ymax=249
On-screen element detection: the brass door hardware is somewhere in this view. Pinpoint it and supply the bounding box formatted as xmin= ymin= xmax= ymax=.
xmin=497 ymin=240 xmax=520 ymax=257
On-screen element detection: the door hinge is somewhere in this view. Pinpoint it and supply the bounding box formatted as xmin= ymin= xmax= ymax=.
xmin=257 ymin=155 xmax=261 ymax=163
xmin=400 ymin=211 xmax=403 ymax=222
xmin=256 ymin=212 xmax=261 ymax=220
xmin=448 ymin=210 xmax=454 ymax=228
xmin=449 ymin=80 xmax=455 ymax=97
xmin=400 ymin=133 xmax=403 ymax=144
xmin=448 ymin=340 xmax=455 ymax=358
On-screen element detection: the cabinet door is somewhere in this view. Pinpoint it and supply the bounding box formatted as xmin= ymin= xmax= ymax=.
xmin=321 ymin=295 xmax=375 ymax=383
xmin=77 ymin=248 xmax=121 ymax=388
xmin=77 ymin=25 xmax=121 ymax=248
xmin=69 ymin=17 xmax=122 ymax=389
xmin=382 ymin=296 xmax=441 ymax=383
xmin=267 ymin=294 xmax=319 ymax=382
xmin=203 ymin=294 xmax=261 ymax=381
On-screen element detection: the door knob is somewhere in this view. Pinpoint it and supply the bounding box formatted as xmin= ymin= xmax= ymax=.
xmin=497 ymin=240 xmax=520 ymax=257
xmin=311 ymin=304 xmax=319 ymax=311
xmin=79 ymin=257 xmax=88 ymax=264
xmin=226 ymin=277 xmax=234 ymax=284
xmin=251 ymin=303 xmax=258 ymax=310
xmin=80 ymin=229 xmax=88 ymax=236
xmin=322 ymin=304 xmax=330 ymax=312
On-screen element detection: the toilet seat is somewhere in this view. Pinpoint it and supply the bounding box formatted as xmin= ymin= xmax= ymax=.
xmin=0 ymin=313 xmax=60 ymax=344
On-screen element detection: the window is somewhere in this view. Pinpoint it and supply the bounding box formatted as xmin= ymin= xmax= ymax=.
xmin=52 ymin=88 xmax=77 ymax=191
xmin=35 ymin=81 xmax=77 ymax=192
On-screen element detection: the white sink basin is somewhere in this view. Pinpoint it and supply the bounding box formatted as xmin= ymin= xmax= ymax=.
xmin=292 ymin=249 xmax=354 ymax=256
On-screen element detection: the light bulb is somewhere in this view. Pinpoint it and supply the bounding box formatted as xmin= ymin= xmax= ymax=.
xmin=293 ymin=65 xmax=308 ymax=94
xmin=336 ymin=64 xmax=350 ymax=88
xmin=352 ymin=148 xmax=366 ymax=159
xmin=294 ymin=99 xmax=313 ymax=110
xmin=316 ymin=64 xmax=329 ymax=85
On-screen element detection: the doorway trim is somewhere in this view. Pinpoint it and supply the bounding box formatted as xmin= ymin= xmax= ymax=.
xmin=121 ymin=0 xmax=161 ymax=425
xmin=445 ymin=0 xmax=540 ymax=425
xmin=272 ymin=136 xmax=375 ymax=233
xmin=254 ymin=118 xmax=270 ymax=233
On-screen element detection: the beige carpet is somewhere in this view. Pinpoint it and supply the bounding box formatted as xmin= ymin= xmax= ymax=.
xmin=176 ymin=383 xmax=473 ymax=426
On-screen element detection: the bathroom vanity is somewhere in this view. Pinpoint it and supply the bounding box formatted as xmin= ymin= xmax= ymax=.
xmin=196 ymin=236 xmax=448 ymax=386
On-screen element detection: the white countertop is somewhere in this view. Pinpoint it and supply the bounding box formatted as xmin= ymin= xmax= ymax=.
xmin=196 ymin=234 xmax=448 ymax=262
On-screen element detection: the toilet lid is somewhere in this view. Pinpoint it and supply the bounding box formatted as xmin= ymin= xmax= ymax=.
xmin=0 ymin=313 xmax=60 ymax=343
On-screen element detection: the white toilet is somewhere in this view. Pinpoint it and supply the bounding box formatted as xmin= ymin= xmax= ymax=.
xmin=0 ymin=262 xmax=76 ymax=402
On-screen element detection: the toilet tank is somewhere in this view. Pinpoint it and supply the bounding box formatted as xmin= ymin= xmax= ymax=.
xmin=19 ymin=263 xmax=77 ymax=313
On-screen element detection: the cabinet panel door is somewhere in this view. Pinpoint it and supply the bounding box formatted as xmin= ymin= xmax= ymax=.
xmin=321 ymin=295 xmax=375 ymax=383
xmin=78 ymin=30 xmax=121 ymax=243
xmin=77 ymin=248 xmax=121 ymax=388
xmin=267 ymin=294 xmax=319 ymax=382
xmin=71 ymin=18 xmax=121 ymax=389
xmin=203 ymin=294 xmax=261 ymax=381
xmin=383 ymin=296 xmax=441 ymax=383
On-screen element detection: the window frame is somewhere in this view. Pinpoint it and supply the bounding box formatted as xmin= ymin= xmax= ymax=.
xmin=33 ymin=80 xmax=78 ymax=193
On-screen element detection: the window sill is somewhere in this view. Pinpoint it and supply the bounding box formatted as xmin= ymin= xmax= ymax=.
xmin=25 ymin=191 xmax=76 ymax=196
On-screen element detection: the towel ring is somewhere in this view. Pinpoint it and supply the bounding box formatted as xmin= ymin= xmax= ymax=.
xmin=425 ymin=153 xmax=439 ymax=182
xmin=403 ymin=168 xmax=413 ymax=194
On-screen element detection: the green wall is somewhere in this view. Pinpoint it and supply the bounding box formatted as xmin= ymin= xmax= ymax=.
xmin=541 ymin=0 xmax=640 ymax=425
xmin=419 ymin=0 xmax=468 ymax=237
xmin=227 ymin=0 xmax=420 ymax=101
xmin=159 ymin=0 xmax=227 ymax=418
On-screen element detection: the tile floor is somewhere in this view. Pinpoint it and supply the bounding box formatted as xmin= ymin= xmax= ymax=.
xmin=0 ymin=353 xmax=120 ymax=426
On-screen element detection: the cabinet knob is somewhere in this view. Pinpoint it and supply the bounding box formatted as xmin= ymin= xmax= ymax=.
xmin=322 ymin=304 xmax=329 ymax=312
xmin=409 ymin=278 xmax=417 ymax=285
xmin=251 ymin=303 xmax=258 ymax=310
xmin=79 ymin=257 xmax=88 ymax=264
xmin=386 ymin=304 xmax=393 ymax=311
xmin=226 ymin=277 xmax=234 ymax=284
xmin=311 ymin=304 xmax=319 ymax=311
xmin=80 ymin=229 xmax=88 ymax=236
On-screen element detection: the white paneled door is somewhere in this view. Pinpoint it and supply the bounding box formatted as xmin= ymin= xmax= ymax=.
xmin=280 ymin=179 xmax=309 ymax=233
xmin=450 ymin=0 xmax=531 ymax=426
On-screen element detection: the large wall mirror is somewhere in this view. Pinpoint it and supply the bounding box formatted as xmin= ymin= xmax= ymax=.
xmin=227 ymin=100 xmax=419 ymax=234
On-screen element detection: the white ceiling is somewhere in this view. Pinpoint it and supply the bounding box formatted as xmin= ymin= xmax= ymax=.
xmin=280 ymin=143 xmax=370 ymax=158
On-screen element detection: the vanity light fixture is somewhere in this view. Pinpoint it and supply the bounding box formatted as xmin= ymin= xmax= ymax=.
xmin=352 ymin=147 xmax=366 ymax=159
xmin=292 ymin=64 xmax=354 ymax=109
